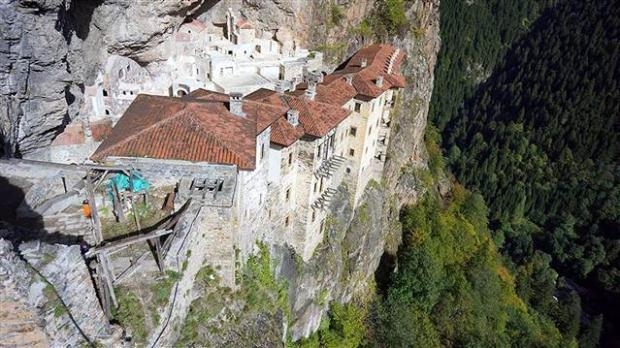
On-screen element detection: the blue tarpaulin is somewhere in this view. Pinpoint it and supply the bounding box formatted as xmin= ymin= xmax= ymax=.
xmin=107 ymin=172 xmax=150 ymax=198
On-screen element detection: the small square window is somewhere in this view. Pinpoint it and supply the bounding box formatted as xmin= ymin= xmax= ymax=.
xmin=349 ymin=148 xmax=355 ymax=157
xmin=350 ymin=127 xmax=357 ymax=137
xmin=346 ymin=167 xmax=351 ymax=174
xmin=354 ymin=102 xmax=361 ymax=112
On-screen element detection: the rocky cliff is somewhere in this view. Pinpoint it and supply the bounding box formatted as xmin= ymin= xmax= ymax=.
xmin=0 ymin=0 xmax=440 ymax=345
xmin=0 ymin=0 xmax=206 ymax=157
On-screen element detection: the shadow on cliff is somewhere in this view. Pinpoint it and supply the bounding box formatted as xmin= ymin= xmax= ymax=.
xmin=0 ymin=175 xmax=85 ymax=248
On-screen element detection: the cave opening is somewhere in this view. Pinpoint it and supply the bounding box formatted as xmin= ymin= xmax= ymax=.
xmin=374 ymin=251 xmax=397 ymax=297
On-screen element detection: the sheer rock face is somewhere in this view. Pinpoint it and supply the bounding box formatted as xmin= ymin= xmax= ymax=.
xmin=0 ymin=0 xmax=205 ymax=157
xmin=0 ymin=238 xmax=118 ymax=346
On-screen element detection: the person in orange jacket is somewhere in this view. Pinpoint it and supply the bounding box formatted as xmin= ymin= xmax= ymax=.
xmin=82 ymin=199 xmax=92 ymax=218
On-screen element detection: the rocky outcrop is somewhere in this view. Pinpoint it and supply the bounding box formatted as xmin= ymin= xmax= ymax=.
xmin=0 ymin=238 xmax=120 ymax=346
xmin=0 ymin=0 xmax=207 ymax=157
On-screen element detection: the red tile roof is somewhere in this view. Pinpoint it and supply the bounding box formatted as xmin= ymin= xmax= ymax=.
xmin=246 ymin=88 xmax=351 ymax=138
xmin=91 ymin=94 xmax=258 ymax=170
xmin=295 ymin=44 xmax=405 ymax=102
xmin=236 ymin=19 xmax=253 ymax=30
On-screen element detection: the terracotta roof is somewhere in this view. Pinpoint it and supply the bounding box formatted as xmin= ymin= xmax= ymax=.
xmin=188 ymin=19 xmax=207 ymax=31
xmin=270 ymin=118 xmax=305 ymax=147
xmin=296 ymin=44 xmax=405 ymax=102
xmin=189 ymin=89 xmax=286 ymax=134
xmin=187 ymin=89 xmax=230 ymax=102
xmin=91 ymin=94 xmax=258 ymax=170
xmin=247 ymin=88 xmax=351 ymax=138
xmin=236 ymin=19 xmax=253 ymax=30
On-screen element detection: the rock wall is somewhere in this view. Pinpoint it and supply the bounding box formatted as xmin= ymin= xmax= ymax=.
xmin=0 ymin=238 xmax=119 ymax=346
xmin=0 ymin=0 xmax=207 ymax=157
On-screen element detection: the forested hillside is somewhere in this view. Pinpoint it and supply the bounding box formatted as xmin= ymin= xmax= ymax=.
xmin=434 ymin=0 xmax=619 ymax=345
xmin=429 ymin=0 xmax=553 ymax=130
xmin=370 ymin=182 xmax=569 ymax=347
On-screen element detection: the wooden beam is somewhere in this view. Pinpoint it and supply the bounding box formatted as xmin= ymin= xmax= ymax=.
xmin=85 ymin=229 xmax=174 ymax=258
xmin=99 ymin=254 xmax=117 ymax=307
xmin=154 ymin=238 xmax=163 ymax=272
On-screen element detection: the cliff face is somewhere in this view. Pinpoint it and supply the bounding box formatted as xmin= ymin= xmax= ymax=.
xmin=0 ymin=0 xmax=440 ymax=345
xmin=0 ymin=0 xmax=205 ymax=157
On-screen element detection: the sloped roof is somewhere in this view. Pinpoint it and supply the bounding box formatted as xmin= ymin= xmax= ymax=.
xmin=246 ymin=88 xmax=351 ymax=138
xmin=236 ymin=19 xmax=254 ymax=30
xmin=295 ymin=44 xmax=405 ymax=102
xmin=91 ymin=94 xmax=258 ymax=170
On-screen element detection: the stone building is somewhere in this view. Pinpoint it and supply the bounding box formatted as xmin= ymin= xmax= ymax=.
xmin=90 ymin=43 xmax=405 ymax=265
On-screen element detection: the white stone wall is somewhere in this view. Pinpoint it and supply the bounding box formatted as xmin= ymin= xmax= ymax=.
xmin=235 ymin=128 xmax=271 ymax=259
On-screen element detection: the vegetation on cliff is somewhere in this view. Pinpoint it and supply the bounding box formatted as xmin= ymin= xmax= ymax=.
xmin=372 ymin=183 xmax=570 ymax=347
xmin=431 ymin=0 xmax=618 ymax=345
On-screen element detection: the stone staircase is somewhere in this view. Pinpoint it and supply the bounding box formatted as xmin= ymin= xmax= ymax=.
xmin=386 ymin=48 xmax=401 ymax=74
xmin=314 ymin=155 xmax=346 ymax=179
xmin=311 ymin=187 xmax=339 ymax=210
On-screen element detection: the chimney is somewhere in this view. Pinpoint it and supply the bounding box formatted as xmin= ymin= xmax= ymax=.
xmin=305 ymin=81 xmax=316 ymax=101
xmin=345 ymin=74 xmax=353 ymax=85
xmin=360 ymin=58 xmax=367 ymax=68
xmin=229 ymin=92 xmax=245 ymax=117
xmin=376 ymin=75 xmax=384 ymax=87
xmin=287 ymin=109 xmax=299 ymax=126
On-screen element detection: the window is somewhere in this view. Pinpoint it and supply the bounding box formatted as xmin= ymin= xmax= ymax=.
xmin=285 ymin=188 xmax=291 ymax=201
xmin=349 ymin=127 xmax=357 ymax=137
xmin=259 ymin=194 xmax=263 ymax=204
xmin=260 ymin=143 xmax=265 ymax=160
xmin=317 ymin=144 xmax=322 ymax=159
xmin=314 ymin=182 xmax=318 ymax=192
xmin=349 ymin=148 xmax=355 ymax=157
xmin=354 ymin=102 xmax=361 ymax=112
xmin=105 ymin=109 xmax=110 ymax=115
xmin=371 ymin=101 xmax=375 ymax=112
xmin=312 ymin=211 xmax=316 ymax=222
xmin=346 ymin=167 xmax=351 ymax=174
xmin=365 ymin=146 xmax=368 ymax=154
xmin=102 ymin=89 xmax=108 ymax=97
xmin=376 ymin=118 xmax=380 ymax=127
xmin=368 ymin=125 xmax=372 ymax=135
xmin=285 ymin=216 xmax=290 ymax=227
xmin=288 ymin=153 xmax=293 ymax=166
xmin=320 ymin=220 xmax=325 ymax=232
